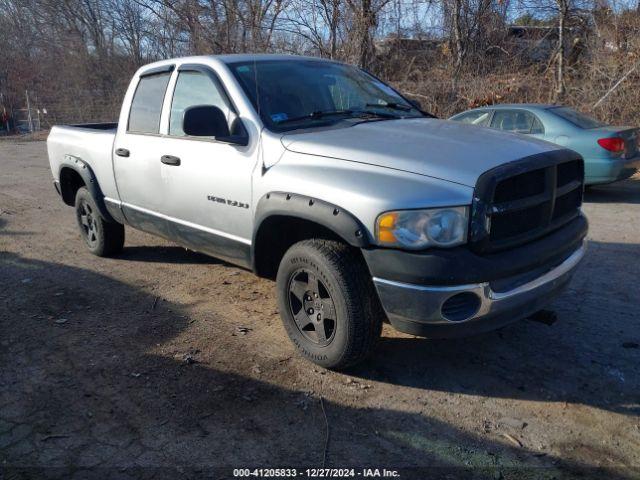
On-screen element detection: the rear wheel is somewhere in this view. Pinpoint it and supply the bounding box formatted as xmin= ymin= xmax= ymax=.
xmin=276 ymin=239 xmax=383 ymax=369
xmin=75 ymin=187 xmax=124 ymax=257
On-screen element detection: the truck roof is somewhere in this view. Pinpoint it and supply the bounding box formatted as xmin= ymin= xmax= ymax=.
xmin=137 ymin=54 xmax=336 ymax=75
xmin=215 ymin=53 xmax=335 ymax=64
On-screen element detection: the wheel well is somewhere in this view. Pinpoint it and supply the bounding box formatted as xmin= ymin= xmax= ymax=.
xmin=59 ymin=167 xmax=86 ymax=206
xmin=253 ymin=216 xmax=360 ymax=279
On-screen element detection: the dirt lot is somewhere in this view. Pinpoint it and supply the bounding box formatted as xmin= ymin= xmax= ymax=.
xmin=1 ymin=139 xmax=639 ymax=479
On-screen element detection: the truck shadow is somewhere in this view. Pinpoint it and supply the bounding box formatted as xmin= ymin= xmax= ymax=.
xmin=583 ymin=176 xmax=640 ymax=204
xmin=352 ymin=239 xmax=640 ymax=417
xmin=115 ymin=245 xmax=223 ymax=265
xmin=0 ymin=252 xmax=634 ymax=478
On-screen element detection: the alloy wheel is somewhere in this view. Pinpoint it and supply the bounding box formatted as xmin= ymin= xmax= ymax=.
xmin=287 ymin=269 xmax=337 ymax=346
xmin=78 ymin=200 xmax=99 ymax=248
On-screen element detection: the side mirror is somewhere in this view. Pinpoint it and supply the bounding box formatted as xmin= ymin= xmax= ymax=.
xmin=183 ymin=105 xmax=248 ymax=146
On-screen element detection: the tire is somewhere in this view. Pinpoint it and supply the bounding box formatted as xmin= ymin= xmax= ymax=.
xmin=276 ymin=239 xmax=384 ymax=370
xmin=74 ymin=187 xmax=124 ymax=257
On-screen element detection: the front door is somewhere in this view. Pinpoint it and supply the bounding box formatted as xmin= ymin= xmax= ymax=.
xmin=159 ymin=66 xmax=256 ymax=266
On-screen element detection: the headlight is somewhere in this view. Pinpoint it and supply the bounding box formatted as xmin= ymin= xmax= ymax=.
xmin=375 ymin=206 xmax=469 ymax=249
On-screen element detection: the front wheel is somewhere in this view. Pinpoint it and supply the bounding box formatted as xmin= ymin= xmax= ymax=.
xmin=276 ymin=239 xmax=383 ymax=370
xmin=75 ymin=187 xmax=124 ymax=257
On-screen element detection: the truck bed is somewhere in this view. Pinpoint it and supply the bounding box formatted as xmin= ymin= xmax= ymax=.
xmin=47 ymin=123 xmax=120 ymax=201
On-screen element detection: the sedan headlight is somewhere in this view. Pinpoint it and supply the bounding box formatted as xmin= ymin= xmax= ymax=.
xmin=375 ymin=206 xmax=469 ymax=249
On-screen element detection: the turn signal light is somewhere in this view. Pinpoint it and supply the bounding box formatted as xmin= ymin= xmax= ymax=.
xmin=377 ymin=212 xmax=398 ymax=243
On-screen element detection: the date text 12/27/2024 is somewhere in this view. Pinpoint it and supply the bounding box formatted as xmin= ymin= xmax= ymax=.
xmin=233 ymin=469 xmax=401 ymax=478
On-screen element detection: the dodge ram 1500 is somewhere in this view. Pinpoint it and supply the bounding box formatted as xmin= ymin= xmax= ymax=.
xmin=48 ymin=54 xmax=588 ymax=368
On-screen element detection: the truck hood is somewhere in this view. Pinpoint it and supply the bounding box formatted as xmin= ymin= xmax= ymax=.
xmin=281 ymin=118 xmax=562 ymax=187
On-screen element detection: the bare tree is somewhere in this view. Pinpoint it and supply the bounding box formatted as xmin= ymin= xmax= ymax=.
xmin=442 ymin=0 xmax=507 ymax=76
xmin=111 ymin=0 xmax=149 ymax=65
xmin=555 ymin=0 xmax=569 ymax=98
xmin=345 ymin=0 xmax=391 ymax=68
xmin=1 ymin=0 xmax=639 ymax=129
xmin=283 ymin=0 xmax=343 ymax=57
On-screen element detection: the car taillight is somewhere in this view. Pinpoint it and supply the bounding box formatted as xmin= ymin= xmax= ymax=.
xmin=597 ymin=137 xmax=625 ymax=153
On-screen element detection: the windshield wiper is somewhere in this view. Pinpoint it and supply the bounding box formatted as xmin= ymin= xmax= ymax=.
xmin=274 ymin=108 xmax=400 ymax=129
xmin=352 ymin=109 xmax=400 ymax=119
xmin=365 ymin=102 xmax=412 ymax=112
xmin=275 ymin=109 xmax=354 ymax=125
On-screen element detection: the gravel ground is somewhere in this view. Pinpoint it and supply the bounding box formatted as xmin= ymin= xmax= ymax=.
xmin=1 ymin=140 xmax=639 ymax=479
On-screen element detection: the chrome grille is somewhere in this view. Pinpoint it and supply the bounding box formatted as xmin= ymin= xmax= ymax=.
xmin=470 ymin=152 xmax=584 ymax=253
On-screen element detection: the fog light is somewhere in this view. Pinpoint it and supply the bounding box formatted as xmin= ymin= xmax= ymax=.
xmin=441 ymin=292 xmax=481 ymax=321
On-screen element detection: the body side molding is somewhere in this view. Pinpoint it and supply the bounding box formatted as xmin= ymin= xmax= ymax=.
xmin=58 ymin=155 xmax=121 ymax=223
xmin=251 ymin=192 xmax=370 ymax=274
xmin=253 ymin=192 xmax=370 ymax=249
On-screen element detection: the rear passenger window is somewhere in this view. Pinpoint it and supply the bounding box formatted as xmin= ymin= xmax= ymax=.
xmin=491 ymin=110 xmax=544 ymax=135
xmin=127 ymin=72 xmax=171 ymax=134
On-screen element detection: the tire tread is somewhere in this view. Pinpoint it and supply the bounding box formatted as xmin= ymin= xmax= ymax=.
xmin=278 ymin=239 xmax=383 ymax=369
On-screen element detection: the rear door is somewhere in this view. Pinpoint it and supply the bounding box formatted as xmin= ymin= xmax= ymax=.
xmin=158 ymin=64 xmax=255 ymax=266
xmin=113 ymin=67 xmax=173 ymax=238
xmin=490 ymin=109 xmax=546 ymax=140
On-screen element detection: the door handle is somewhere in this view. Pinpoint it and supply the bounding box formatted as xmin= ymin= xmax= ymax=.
xmin=115 ymin=148 xmax=130 ymax=157
xmin=161 ymin=155 xmax=181 ymax=166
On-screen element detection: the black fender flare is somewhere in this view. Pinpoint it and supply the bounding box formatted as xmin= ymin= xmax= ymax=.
xmin=251 ymin=192 xmax=370 ymax=271
xmin=58 ymin=155 xmax=116 ymax=223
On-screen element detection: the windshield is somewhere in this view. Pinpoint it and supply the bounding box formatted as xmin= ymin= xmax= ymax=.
xmin=228 ymin=59 xmax=423 ymax=132
xmin=550 ymin=106 xmax=606 ymax=129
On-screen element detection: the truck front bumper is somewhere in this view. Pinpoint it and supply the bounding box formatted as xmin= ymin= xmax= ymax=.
xmin=363 ymin=215 xmax=588 ymax=338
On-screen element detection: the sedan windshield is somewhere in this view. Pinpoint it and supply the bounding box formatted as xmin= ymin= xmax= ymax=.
xmin=550 ymin=106 xmax=605 ymax=129
xmin=229 ymin=59 xmax=424 ymax=132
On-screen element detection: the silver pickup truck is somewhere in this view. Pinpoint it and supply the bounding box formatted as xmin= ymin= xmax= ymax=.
xmin=47 ymin=54 xmax=588 ymax=369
